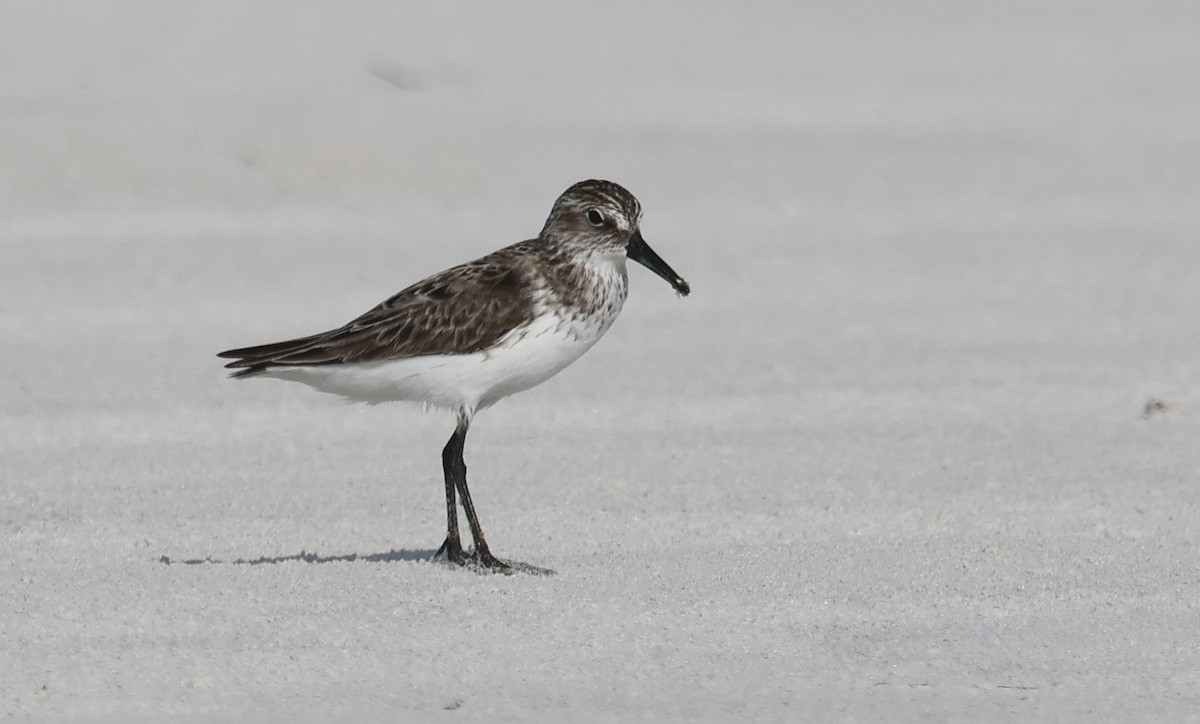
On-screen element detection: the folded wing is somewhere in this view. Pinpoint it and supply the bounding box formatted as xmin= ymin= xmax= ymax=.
xmin=217 ymin=251 xmax=535 ymax=378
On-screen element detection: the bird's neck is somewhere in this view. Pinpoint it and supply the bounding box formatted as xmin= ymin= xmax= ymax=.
xmin=536 ymin=248 xmax=629 ymax=318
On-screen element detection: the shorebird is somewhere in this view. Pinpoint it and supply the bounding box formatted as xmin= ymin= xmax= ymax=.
xmin=217 ymin=180 xmax=690 ymax=573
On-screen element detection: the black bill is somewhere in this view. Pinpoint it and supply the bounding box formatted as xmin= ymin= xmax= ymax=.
xmin=626 ymin=230 xmax=690 ymax=297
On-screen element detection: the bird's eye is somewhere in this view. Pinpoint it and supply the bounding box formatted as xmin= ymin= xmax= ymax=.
xmin=586 ymin=209 xmax=605 ymax=227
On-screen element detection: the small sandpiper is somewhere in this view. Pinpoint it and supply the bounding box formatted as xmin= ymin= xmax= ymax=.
xmin=218 ymin=179 xmax=690 ymax=573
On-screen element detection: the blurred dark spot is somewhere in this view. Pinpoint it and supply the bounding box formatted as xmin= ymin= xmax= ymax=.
xmin=1142 ymin=398 xmax=1167 ymax=419
xmin=367 ymin=57 xmax=422 ymax=91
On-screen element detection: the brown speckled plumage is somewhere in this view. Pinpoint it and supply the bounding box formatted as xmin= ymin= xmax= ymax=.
xmin=218 ymin=179 xmax=687 ymax=378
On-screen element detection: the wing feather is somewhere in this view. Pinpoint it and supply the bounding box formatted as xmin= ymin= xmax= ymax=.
xmin=217 ymin=242 xmax=539 ymax=378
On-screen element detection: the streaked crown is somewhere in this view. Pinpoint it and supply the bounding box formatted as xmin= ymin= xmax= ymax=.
xmin=539 ymin=179 xmax=643 ymax=252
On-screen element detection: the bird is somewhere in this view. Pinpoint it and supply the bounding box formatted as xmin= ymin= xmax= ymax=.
xmin=217 ymin=179 xmax=690 ymax=573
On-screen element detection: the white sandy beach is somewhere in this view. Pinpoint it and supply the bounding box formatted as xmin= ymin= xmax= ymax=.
xmin=2 ymin=1 xmax=1199 ymax=720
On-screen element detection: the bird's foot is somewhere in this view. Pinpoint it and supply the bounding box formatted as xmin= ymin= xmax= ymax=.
xmin=433 ymin=543 xmax=554 ymax=576
xmin=469 ymin=548 xmax=511 ymax=572
xmin=468 ymin=549 xmax=555 ymax=576
xmin=435 ymin=536 xmax=468 ymax=565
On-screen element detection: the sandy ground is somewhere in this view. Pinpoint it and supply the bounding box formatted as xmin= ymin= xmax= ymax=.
xmin=3 ymin=1 xmax=1199 ymax=720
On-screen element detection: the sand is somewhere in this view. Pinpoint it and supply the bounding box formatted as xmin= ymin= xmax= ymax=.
xmin=3 ymin=1 xmax=1199 ymax=720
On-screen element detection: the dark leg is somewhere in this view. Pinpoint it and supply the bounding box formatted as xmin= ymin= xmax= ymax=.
xmin=435 ymin=418 xmax=466 ymax=564
xmin=440 ymin=412 xmax=508 ymax=571
xmin=455 ymin=467 xmax=508 ymax=571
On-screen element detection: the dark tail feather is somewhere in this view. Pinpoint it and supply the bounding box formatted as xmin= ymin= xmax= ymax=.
xmin=225 ymin=364 xmax=272 ymax=379
xmin=217 ymin=333 xmax=327 ymax=361
xmin=218 ymin=332 xmax=347 ymax=378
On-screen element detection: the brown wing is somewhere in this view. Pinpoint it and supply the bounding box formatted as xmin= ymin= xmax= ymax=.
xmin=217 ymin=244 xmax=538 ymax=378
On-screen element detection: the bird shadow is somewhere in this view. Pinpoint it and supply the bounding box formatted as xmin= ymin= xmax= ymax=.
xmin=157 ymin=548 xmax=437 ymax=566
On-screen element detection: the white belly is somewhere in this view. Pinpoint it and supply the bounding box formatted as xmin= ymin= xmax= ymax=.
xmin=262 ymin=308 xmax=615 ymax=414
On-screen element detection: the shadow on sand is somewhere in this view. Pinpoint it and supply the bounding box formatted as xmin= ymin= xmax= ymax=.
xmin=158 ymin=548 xmax=437 ymax=566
